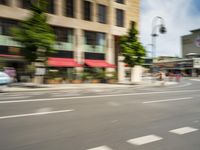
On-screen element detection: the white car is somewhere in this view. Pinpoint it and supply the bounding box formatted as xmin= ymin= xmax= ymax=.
xmin=0 ymin=72 xmax=12 ymax=86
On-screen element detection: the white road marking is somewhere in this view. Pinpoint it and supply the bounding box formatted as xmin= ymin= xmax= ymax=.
xmin=127 ymin=135 xmax=163 ymax=145
xmin=0 ymin=109 xmax=74 ymax=120
xmin=167 ymin=82 xmax=192 ymax=88
xmin=107 ymin=101 xmax=121 ymax=107
xmin=87 ymin=146 xmax=113 ymax=150
xmin=143 ymin=97 xmax=193 ymax=104
xmin=169 ymin=127 xmax=199 ymax=135
xmin=190 ymin=79 xmax=200 ymax=81
xmin=35 ymin=107 xmax=52 ymax=113
xmin=1 ymin=96 xmax=30 ymax=100
xmin=0 ymin=89 xmax=200 ymax=104
xmin=51 ymin=93 xmax=80 ymax=97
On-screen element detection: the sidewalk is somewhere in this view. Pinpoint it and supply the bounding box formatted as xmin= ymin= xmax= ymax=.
xmin=1 ymin=79 xmax=177 ymax=92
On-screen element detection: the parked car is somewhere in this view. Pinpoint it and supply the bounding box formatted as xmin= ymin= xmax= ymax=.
xmin=0 ymin=71 xmax=12 ymax=86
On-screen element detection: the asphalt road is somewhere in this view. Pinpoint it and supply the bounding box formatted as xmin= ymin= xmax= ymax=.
xmin=0 ymin=78 xmax=200 ymax=150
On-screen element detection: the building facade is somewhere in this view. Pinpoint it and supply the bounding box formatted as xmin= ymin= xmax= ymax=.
xmin=0 ymin=0 xmax=140 ymax=82
xmin=182 ymin=29 xmax=200 ymax=57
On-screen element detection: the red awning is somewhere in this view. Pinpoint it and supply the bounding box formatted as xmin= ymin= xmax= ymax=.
xmin=48 ymin=57 xmax=82 ymax=67
xmin=85 ymin=59 xmax=116 ymax=68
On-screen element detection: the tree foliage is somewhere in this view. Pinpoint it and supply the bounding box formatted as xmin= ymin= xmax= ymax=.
xmin=120 ymin=23 xmax=146 ymax=67
xmin=11 ymin=0 xmax=56 ymax=63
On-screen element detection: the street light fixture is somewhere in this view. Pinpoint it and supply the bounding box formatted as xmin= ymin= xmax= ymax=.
xmin=151 ymin=16 xmax=167 ymax=72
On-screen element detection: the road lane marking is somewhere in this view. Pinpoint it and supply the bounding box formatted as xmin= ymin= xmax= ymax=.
xmin=87 ymin=146 xmax=113 ymax=150
xmin=107 ymin=101 xmax=121 ymax=107
xmin=51 ymin=93 xmax=80 ymax=97
xmin=127 ymin=135 xmax=163 ymax=145
xmin=169 ymin=127 xmax=199 ymax=135
xmin=167 ymin=82 xmax=192 ymax=88
xmin=0 ymin=109 xmax=74 ymax=120
xmin=190 ymin=79 xmax=200 ymax=81
xmin=0 ymin=89 xmax=200 ymax=104
xmin=1 ymin=96 xmax=30 ymax=100
xmin=143 ymin=97 xmax=193 ymax=104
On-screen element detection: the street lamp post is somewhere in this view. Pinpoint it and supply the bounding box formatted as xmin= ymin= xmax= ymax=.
xmin=151 ymin=16 xmax=167 ymax=72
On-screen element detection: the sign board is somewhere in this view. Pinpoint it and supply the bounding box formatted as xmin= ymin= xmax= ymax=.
xmin=35 ymin=68 xmax=46 ymax=76
xmin=195 ymin=36 xmax=200 ymax=48
xmin=193 ymin=58 xmax=200 ymax=68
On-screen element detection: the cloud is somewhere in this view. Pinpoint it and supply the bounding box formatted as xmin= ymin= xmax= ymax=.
xmin=140 ymin=0 xmax=200 ymax=57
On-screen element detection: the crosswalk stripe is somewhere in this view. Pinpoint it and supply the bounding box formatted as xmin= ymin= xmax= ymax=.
xmin=87 ymin=146 xmax=113 ymax=150
xmin=169 ymin=127 xmax=199 ymax=135
xmin=127 ymin=134 xmax=163 ymax=145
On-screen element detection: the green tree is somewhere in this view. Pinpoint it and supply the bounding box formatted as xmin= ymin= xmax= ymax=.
xmin=11 ymin=0 xmax=56 ymax=64
xmin=120 ymin=23 xmax=146 ymax=67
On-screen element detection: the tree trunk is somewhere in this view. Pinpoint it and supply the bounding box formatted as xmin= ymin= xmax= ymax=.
xmin=33 ymin=62 xmax=46 ymax=84
xmin=131 ymin=65 xmax=143 ymax=83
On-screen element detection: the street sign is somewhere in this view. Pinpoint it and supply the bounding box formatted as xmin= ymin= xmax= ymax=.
xmin=193 ymin=58 xmax=200 ymax=68
xmin=195 ymin=35 xmax=200 ymax=48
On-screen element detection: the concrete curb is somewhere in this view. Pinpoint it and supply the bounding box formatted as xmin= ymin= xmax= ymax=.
xmin=1 ymin=82 xmax=178 ymax=93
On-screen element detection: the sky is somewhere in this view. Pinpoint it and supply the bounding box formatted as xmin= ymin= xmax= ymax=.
xmin=140 ymin=0 xmax=200 ymax=57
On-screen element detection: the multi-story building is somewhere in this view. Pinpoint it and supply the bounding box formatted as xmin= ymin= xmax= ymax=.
xmin=0 ymin=0 xmax=140 ymax=81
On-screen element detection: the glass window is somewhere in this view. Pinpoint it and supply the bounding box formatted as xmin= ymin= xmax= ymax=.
xmin=65 ymin=0 xmax=75 ymax=18
xmin=116 ymin=0 xmax=124 ymax=4
xmin=116 ymin=9 xmax=124 ymax=27
xmin=98 ymin=4 xmax=107 ymax=24
xmin=21 ymin=0 xmax=32 ymax=9
xmin=83 ymin=1 xmax=92 ymax=21
xmin=0 ymin=0 xmax=7 ymax=5
xmin=0 ymin=18 xmax=18 ymax=36
xmin=84 ymin=31 xmax=105 ymax=46
xmin=53 ymin=27 xmax=73 ymax=42
xmin=47 ymin=0 xmax=55 ymax=14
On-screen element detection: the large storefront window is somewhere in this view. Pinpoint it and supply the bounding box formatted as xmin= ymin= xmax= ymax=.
xmin=84 ymin=31 xmax=106 ymax=53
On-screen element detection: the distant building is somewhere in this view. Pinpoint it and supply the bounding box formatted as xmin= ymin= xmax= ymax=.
xmin=182 ymin=29 xmax=200 ymax=58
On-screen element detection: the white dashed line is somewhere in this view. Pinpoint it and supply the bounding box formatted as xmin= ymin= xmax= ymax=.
xmin=0 ymin=109 xmax=74 ymax=120
xmin=87 ymin=146 xmax=113 ymax=150
xmin=143 ymin=97 xmax=193 ymax=104
xmin=127 ymin=135 xmax=163 ymax=145
xmin=169 ymin=127 xmax=199 ymax=135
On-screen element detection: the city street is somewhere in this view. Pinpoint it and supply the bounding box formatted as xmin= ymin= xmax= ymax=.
xmin=0 ymin=78 xmax=200 ymax=150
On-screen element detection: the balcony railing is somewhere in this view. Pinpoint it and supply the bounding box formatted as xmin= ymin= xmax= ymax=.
xmin=0 ymin=35 xmax=22 ymax=47
xmin=0 ymin=35 xmax=74 ymax=51
xmin=84 ymin=45 xmax=105 ymax=53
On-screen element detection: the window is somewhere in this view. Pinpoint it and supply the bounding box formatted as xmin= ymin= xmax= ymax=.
xmin=65 ymin=0 xmax=75 ymax=18
xmin=53 ymin=27 xmax=73 ymax=42
xmin=84 ymin=31 xmax=105 ymax=46
xmin=47 ymin=0 xmax=55 ymax=14
xmin=0 ymin=18 xmax=18 ymax=36
xmin=116 ymin=0 xmax=124 ymax=4
xmin=98 ymin=4 xmax=107 ymax=24
xmin=21 ymin=0 xmax=32 ymax=9
xmin=0 ymin=0 xmax=7 ymax=5
xmin=116 ymin=9 xmax=124 ymax=27
xmin=83 ymin=1 xmax=92 ymax=21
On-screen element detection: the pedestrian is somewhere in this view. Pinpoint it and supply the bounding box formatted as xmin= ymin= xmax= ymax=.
xmin=175 ymin=73 xmax=181 ymax=82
